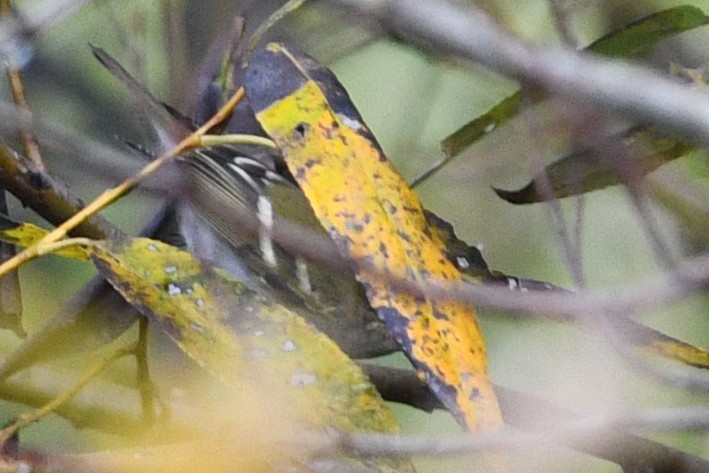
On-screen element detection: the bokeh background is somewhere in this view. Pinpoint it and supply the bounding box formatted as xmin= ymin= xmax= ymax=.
xmin=0 ymin=0 xmax=707 ymax=471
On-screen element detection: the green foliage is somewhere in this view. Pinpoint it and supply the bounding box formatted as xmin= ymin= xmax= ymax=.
xmin=441 ymin=5 xmax=709 ymax=163
xmin=494 ymin=128 xmax=697 ymax=203
xmin=587 ymin=5 xmax=709 ymax=57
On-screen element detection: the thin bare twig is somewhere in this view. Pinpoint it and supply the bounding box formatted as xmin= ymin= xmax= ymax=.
xmin=0 ymin=0 xmax=44 ymax=341
xmin=547 ymin=0 xmax=578 ymax=47
xmin=326 ymin=429 xmax=533 ymax=458
xmin=520 ymin=100 xmax=585 ymax=287
xmin=242 ymin=0 xmax=309 ymax=66
xmin=320 ymin=364 xmax=709 ymax=467
xmin=410 ymin=154 xmax=450 ymax=188
xmin=624 ymin=185 xmax=677 ymax=268
xmin=571 ymin=193 xmax=585 ymax=272
xmin=362 ymin=364 xmax=709 ymax=433
xmin=577 ymin=120 xmax=679 ymax=269
xmin=0 ymin=339 xmax=136 ymax=445
xmin=0 ymin=45 xmax=44 ymax=170
xmin=193 ymin=181 xmax=709 ymax=319
xmin=135 ymin=316 xmax=155 ymax=426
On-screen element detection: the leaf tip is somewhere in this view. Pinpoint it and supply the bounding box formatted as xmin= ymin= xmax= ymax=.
xmin=491 ymin=184 xmax=538 ymax=205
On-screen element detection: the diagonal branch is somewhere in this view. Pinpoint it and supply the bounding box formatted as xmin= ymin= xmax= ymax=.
xmin=0 ymin=143 xmax=121 ymax=240
xmin=328 ymin=0 xmax=709 ymax=146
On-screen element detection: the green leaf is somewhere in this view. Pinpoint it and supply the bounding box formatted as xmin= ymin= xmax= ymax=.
xmin=588 ymin=5 xmax=709 ymax=58
xmin=619 ymin=318 xmax=709 ymax=370
xmin=441 ymin=89 xmax=537 ymax=161
xmin=0 ymin=216 xmax=90 ymax=261
xmin=90 ymin=237 xmax=413 ymax=472
xmin=493 ymin=128 xmax=696 ymax=204
xmin=441 ymin=5 xmax=709 ymax=159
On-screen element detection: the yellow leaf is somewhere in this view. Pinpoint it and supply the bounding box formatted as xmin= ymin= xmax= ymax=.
xmin=0 ymin=218 xmax=90 ymax=261
xmin=245 ymin=43 xmax=502 ymax=431
xmin=90 ymin=237 xmax=413 ymax=472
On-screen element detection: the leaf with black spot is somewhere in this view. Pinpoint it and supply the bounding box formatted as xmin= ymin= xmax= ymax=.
xmin=246 ymin=43 xmax=502 ymax=431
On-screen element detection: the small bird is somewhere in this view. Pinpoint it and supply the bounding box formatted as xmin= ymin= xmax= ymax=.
xmin=92 ymin=45 xmax=399 ymax=358
xmin=93 ymin=42 xmax=552 ymax=359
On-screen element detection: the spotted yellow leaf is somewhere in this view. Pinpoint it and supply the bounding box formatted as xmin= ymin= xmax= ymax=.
xmin=245 ymin=43 xmax=502 ymax=431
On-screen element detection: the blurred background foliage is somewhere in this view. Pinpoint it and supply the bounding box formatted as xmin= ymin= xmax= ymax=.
xmin=0 ymin=0 xmax=708 ymax=471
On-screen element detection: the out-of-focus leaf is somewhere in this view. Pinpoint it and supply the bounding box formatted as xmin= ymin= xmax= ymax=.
xmin=493 ymin=128 xmax=696 ymax=204
xmin=618 ymin=318 xmax=709 ymax=369
xmin=90 ymin=237 xmax=413 ymax=472
xmin=588 ymin=5 xmax=709 ymax=58
xmin=91 ymin=238 xmax=241 ymax=381
xmin=441 ymin=6 xmax=709 ymax=158
xmin=246 ymin=43 xmax=502 ymax=431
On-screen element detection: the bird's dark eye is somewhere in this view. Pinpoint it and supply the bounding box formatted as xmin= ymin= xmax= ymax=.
xmin=294 ymin=122 xmax=308 ymax=138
